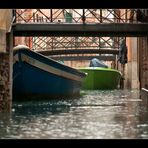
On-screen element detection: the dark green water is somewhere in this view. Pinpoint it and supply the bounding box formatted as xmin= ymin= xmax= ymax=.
xmin=0 ymin=89 xmax=148 ymax=139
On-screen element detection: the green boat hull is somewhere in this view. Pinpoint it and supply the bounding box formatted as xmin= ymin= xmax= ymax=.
xmin=79 ymin=67 xmax=122 ymax=90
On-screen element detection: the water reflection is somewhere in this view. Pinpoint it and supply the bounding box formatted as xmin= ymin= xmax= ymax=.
xmin=0 ymin=89 xmax=148 ymax=139
xmin=137 ymin=90 xmax=148 ymax=138
xmin=0 ymin=113 xmax=11 ymax=138
xmin=13 ymin=100 xmax=71 ymax=116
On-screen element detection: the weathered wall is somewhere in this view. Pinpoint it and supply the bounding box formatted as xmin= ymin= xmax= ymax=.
xmin=116 ymin=10 xmax=140 ymax=89
xmin=138 ymin=37 xmax=148 ymax=89
xmin=0 ymin=9 xmax=12 ymax=52
xmin=0 ymin=53 xmax=11 ymax=112
xmin=125 ymin=37 xmax=140 ymax=89
xmin=0 ymin=9 xmax=12 ymax=112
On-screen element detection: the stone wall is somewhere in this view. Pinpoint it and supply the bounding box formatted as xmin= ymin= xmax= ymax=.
xmin=0 ymin=9 xmax=12 ymax=112
xmin=0 ymin=52 xmax=11 ymax=112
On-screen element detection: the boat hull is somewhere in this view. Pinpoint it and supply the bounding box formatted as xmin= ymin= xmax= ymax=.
xmin=78 ymin=67 xmax=122 ymax=90
xmin=13 ymin=46 xmax=86 ymax=100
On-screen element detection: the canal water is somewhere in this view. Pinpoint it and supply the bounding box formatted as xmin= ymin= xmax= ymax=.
xmin=0 ymin=89 xmax=148 ymax=139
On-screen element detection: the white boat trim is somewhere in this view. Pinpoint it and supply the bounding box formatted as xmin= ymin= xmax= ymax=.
xmin=141 ymin=88 xmax=148 ymax=93
xmin=14 ymin=53 xmax=82 ymax=82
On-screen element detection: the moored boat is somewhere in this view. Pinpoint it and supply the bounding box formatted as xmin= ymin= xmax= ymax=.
xmin=79 ymin=67 xmax=122 ymax=90
xmin=78 ymin=58 xmax=122 ymax=90
xmin=13 ymin=45 xmax=86 ymax=100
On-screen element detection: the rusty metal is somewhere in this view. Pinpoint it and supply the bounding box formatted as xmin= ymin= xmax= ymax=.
xmin=138 ymin=37 xmax=148 ymax=89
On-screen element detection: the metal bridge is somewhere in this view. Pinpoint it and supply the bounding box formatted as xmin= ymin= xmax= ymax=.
xmin=12 ymin=9 xmax=148 ymax=61
xmin=13 ymin=23 xmax=148 ymax=37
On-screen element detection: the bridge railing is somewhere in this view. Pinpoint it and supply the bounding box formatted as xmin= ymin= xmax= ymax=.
xmin=13 ymin=9 xmax=139 ymax=24
xmin=13 ymin=9 xmax=132 ymax=54
xmin=14 ymin=36 xmax=124 ymax=51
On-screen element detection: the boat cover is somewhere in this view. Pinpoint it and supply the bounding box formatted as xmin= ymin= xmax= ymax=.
xmin=89 ymin=58 xmax=108 ymax=68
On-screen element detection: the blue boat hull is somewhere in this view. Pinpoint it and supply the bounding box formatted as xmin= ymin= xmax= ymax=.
xmin=13 ymin=46 xmax=86 ymax=100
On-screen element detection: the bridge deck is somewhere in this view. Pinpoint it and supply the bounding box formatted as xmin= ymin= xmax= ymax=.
xmin=13 ymin=23 xmax=148 ymax=37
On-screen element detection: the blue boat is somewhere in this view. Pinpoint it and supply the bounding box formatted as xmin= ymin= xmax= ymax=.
xmin=13 ymin=45 xmax=86 ymax=100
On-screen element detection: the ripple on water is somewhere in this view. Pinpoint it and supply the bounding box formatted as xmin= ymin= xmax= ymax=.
xmin=0 ymin=89 xmax=148 ymax=139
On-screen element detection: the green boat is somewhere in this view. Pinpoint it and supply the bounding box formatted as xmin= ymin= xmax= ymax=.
xmin=78 ymin=67 xmax=122 ymax=90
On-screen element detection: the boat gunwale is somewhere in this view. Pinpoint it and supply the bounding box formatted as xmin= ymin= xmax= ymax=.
xmin=78 ymin=67 xmax=122 ymax=75
xmin=13 ymin=47 xmax=86 ymax=78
